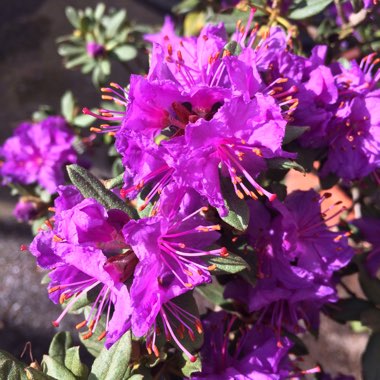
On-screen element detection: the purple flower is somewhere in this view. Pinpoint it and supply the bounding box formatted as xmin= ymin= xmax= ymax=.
xmin=225 ymin=191 xmax=353 ymax=332
xmin=86 ymin=41 xmax=105 ymax=58
xmin=29 ymin=186 xmax=134 ymax=348
xmin=0 ymin=116 xmax=77 ymax=193
xmin=321 ymin=95 xmax=380 ymax=181
xmin=122 ymin=197 xmax=224 ymax=358
xmin=29 ymin=184 xmax=225 ymax=359
xmin=13 ymin=198 xmax=39 ymax=222
xmin=192 ymin=312 xmax=292 ymax=379
xmin=86 ymin=19 xmax=295 ymax=214
xmin=167 ymin=94 xmax=291 ymax=214
xmin=353 ymin=217 xmax=380 ymax=277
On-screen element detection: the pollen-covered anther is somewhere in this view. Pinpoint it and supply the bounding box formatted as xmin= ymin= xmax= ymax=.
xmin=188 ymin=329 xmax=195 ymax=341
xmin=184 ymin=283 xmax=193 ymax=288
xmin=97 ymin=331 xmax=107 ymax=341
xmin=48 ymin=286 xmax=61 ymax=294
xmin=53 ymin=235 xmax=64 ymax=242
xmin=184 ymin=269 xmax=193 ymax=276
xmin=236 ymin=189 xmax=245 ymax=199
xmin=195 ymin=319 xmax=203 ymax=334
xmin=152 ymin=344 xmax=159 ymax=357
xmin=82 ymin=330 xmax=93 ymax=340
xmin=252 ymin=148 xmax=263 ymax=157
xmin=76 ymin=320 xmax=87 ymax=330
xmin=59 ymin=293 xmax=69 ymax=304
xmin=207 ymin=264 xmax=217 ymax=271
xmin=44 ymin=219 xmax=53 ymax=230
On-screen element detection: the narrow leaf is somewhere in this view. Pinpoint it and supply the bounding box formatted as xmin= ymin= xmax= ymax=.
xmin=66 ymin=164 xmax=138 ymax=219
xmin=61 ymin=91 xmax=76 ymax=122
xmin=207 ymin=252 xmax=250 ymax=274
xmin=42 ymin=356 xmax=77 ymax=380
xmin=64 ymin=347 xmax=88 ymax=379
xmin=106 ymin=10 xmax=127 ymax=38
xmin=288 ymin=0 xmax=334 ymax=19
xmin=48 ymin=332 xmax=73 ymax=364
xmin=113 ymin=45 xmax=137 ymax=62
xmin=65 ymin=7 xmax=80 ymax=28
xmin=89 ymin=331 xmax=132 ymax=380
xmin=219 ymin=176 xmax=250 ymax=232
xmin=267 ymin=158 xmax=306 ymax=173
xmin=0 ymin=350 xmax=27 ymax=380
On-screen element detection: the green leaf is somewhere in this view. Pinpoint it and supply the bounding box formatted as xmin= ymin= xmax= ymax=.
xmin=79 ymin=308 xmax=106 ymax=357
xmin=66 ymin=164 xmax=138 ymax=219
xmin=58 ymin=44 xmax=84 ymax=57
xmin=42 ymin=356 xmax=77 ymax=380
xmin=362 ymin=332 xmax=380 ymax=380
xmin=81 ymin=60 xmax=96 ymax=75
xmin=0 ymin=350 xmax=27 ymax=380
xmin=65 ymin=7 xmax=80 ymax=28
xmin=48 ymin=332 xmax=73 ymax=364
xmin=267 ymin=158 xmax=306 ymax=173
xmin=106 ymin=10 xmax=127 ymax=39
xmin=65 ymin=54 xmax=89 ymax=69
xmin=92 ymin=64 xmax=105 ymax=86
xmin=73 ymin=113 xmax=95 ymax=128
xmin=94 ymin=3 xmax=106 ymax=20
xmin=103 ymin=173 xmax=125 ymax=190
xmin=223 ymin=41 xmax=242 ymax=56
xmin=112 ymin=45 xmax=137 ymax=62
xmin=173 ymin=0 xmax=200 ymax=14
xmin=283 ymin=126 xmax=310 ymax=144
xmin=64 ymin=347 xmax=89 ymax=379
xmin=195 ymin=279 xmax=226 ymax=306
xmin=288 ymin=0 xmax=334 ymax=20
xmin=25 ymin=367 xmax=55 ymax=380
xmin=61 ymin=91 xmax=76 ymax=122
xmin=89 ymin=331 xmax=132 ymax=380
xmin=178 ymin=352 xmax=201 ymax=377
xmin=219 ymin=176 xmax=250 ymax=232
xmin=207 ymin=252 xmax=250 ymax=274
xmin=100 ymin=60 xmax=111 ymax=76
xmin=167 ymin=292 xmax=203 ymax=354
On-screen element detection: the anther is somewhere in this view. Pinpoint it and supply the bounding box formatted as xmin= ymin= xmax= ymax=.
xmin=97 ymin=331 xmax=107 ymax=341
xmin=76 ymin=320 xmax=87 ymax=330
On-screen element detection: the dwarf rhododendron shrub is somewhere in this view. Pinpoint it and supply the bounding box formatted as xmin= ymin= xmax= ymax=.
xmin=1 ymin=1 xmax=380 ymax=379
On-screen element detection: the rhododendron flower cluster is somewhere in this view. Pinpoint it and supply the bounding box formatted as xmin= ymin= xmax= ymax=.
xmin=3 ymin=3 xmax=380 ymax=379
xmin=0 ymin=116 xmax=77 ymax=193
